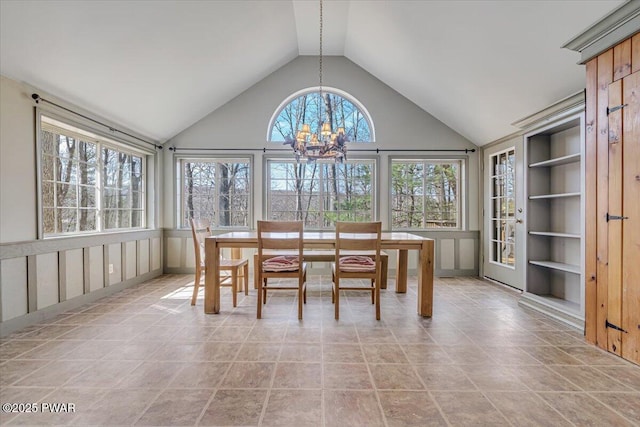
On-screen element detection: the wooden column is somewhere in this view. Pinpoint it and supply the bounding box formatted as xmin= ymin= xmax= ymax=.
xmin=584 ymin=32 xmax=640 ymax=365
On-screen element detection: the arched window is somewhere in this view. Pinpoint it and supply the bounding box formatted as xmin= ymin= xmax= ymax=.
xmin=268 ymin=87 xmax=374 ymax=143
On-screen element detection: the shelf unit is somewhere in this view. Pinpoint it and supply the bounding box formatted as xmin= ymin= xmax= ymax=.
xmin=521 ymin=111 xmax=585 ymax=330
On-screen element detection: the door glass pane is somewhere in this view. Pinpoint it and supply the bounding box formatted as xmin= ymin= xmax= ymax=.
xmin=490 ymin=148 xmax=516 ymax=267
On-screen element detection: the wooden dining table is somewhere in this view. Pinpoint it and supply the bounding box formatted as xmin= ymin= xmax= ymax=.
xmin=204 ymin=231 xmax=434 ymax=317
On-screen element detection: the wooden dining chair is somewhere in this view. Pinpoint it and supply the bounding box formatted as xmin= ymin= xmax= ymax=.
xmin=332 ymin=221 xmax=383 ymax=320
xmin=190 ymin=218 xmax=249 ymax=307
xmin=256 ymin=220 xmax=307 ymax=319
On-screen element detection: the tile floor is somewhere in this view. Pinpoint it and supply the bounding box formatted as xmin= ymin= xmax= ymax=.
xmin=1 ymin=274 xmax=639 ymax=426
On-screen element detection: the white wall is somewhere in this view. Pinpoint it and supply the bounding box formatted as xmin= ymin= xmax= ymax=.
xmin=164 ymin=56 xmax=480 ymax=230
xmin=0 ymin=76 xmax=37 ymax=242
xmin=0 ymin=76 xmax=163 ymax=336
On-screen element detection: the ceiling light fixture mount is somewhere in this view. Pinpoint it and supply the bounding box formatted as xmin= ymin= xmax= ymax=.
xmin=288 ymin=0 xmax=348 ymax=163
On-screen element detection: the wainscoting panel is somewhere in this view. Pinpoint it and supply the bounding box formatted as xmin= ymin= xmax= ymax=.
xmin=151 ymin=237 xmax=161 ymax=271
xmin=0 ymin=256 xmax=28 ymax=321
xmin=107 ymin=243 xmax=122 ymax=286
xmin=63 ymin=248 xmax=84 ymax=300
xmin=88 ymin=245 xmax=104 ymax=292
xmin=138 ymin=239 xmax=150 ymax=276
xmin=459 ymin=238 xmax=476 ymax=270
xmin=0 ymin=230 xmax=163 ymax=337
xmin=125 ymin=241 xmax=137 ymax=280
xmin=440 ymin=239 xmax=455 ymax=270
xmin=36 ymin=252 xmax=58 ymax=310
xmin=166 ymin=237 xmax=182 ymax=268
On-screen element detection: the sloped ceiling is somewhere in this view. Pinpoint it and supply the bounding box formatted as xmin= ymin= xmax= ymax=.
xmin=0 ymin=0 xmax=625 ymax=145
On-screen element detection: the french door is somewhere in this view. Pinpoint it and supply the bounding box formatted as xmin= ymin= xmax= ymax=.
xmin=483 ymin=140 xmax=525 ymax=290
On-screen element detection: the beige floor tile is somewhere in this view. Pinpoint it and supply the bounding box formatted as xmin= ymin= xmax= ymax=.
xmin=200 ymin=389 xmax=266 ymax=426
xmin=505 ymin=365 xmax=582 ymax=391
xmin=71 ymin=389 xmax=158 ymax=426
xmin=377 ymin=390 xmax=446 ymax=426
xmin=324 ymin=390 xmax=384 ymax=427
xmin=197 ymin=341 xmax=242 ymax=361
xmin=7 ymin=387 xmax=106 ymax=426
xmin=2 ymin=274 xmax=640 ymax=426
xmin=414 ymin=364 xmax=477 ymax=391
xmin=64 ymin=359 xmax=141 ymax=388
xmin=321 ymin=325 xmax=358 ymax=342
xmin=261 ymin=389 xmax=322 ymax=427
xmin=14 ymin=360 xmax=93 ymax=387
xmin=549 ymin=365 xmax=634 ymax=391
xmin=401 ymin=344 xmax=452 ymax=365
xmin=0 ymin=359 xmax=49 ymax=387
xmin=285 ymin=326 xmax=321 ymax=343
xmin=519 ymin=345 xmax=584 ymax=365
xmin=118 ymin=361 xmax=183 ymax=389
xmin=433 ymin=391 xmax=510 ymax=426
xmin=323 ymin=343 xmax=364 ymax=363
xmin=237 ymin=342 xmax=282 ymax=361
xmin=278 ymin=343 xmax=321 ymax=362
xmin=134 ymin=389 xmax=212 ymax=426
xmin=590 ymin=392 xmax=640 ymax=425
xmin=0 ymin=340 xmax=48 ymax=360
xmin=597 ymin=366 xmax=640 ymax=391
xmin=272 ymin=362 xmax=322 ymax=389
xmin=169 ymin=361 xmax=231 ymax=388
xmin=324 ymin=363 xmax=372 ymax=389
xmin=362 ymin=343 xmax=408 ymax=363
xmin=459 ymin=365 xmax=529 ymax=391
xmin=538 ymin=392 xmax=636 ymax=426
xmin=369 ymin=364 xmax=424 ymax=390
xmin=485 ymin=391 xmax=572 ymax=426
xmin=220 ymin=362 xmax=275 ymax=388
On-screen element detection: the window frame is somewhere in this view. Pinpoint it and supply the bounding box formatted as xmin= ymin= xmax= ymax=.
xmin=389 ymin=156 xmax=467 ymax=231
xmin=175 ymin=154 xmax=253 ymax=230
xmin=263 ymin=155 xmax=378 ymax=230
xmin=36 ymin=109 xmax=150 ymax=239
xmin=266 ymin=86 xmax=376 ymax=143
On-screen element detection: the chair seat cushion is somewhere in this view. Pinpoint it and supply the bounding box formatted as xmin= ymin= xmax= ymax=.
xmin=262 ymin=255 xmax=300 ymax=272
xmin=338 ymin=255 xmax=376 ymax=272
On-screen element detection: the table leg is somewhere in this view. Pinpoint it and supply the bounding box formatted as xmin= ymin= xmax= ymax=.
xmin=204 ymin=238 xmax=221 ymax=314
xmin=417 ymin=240 xmax=434 ymax=317
xmin=396 ymin=250 xmax=408 ymax=293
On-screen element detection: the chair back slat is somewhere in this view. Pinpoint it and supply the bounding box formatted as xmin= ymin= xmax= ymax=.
xmin=190 ymin=218 xmax=211 ymax=267
xmin=336 ymin=222 xmax=382 ymax=254
xmin=258 ymin=221 xmax=304 ymax=253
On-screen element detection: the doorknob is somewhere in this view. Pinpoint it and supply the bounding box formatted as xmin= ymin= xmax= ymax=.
xmin=516 ymin=219 xmax=523 ymax=224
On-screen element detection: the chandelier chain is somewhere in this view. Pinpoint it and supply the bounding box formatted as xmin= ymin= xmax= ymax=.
xmin=319 ymin=0 xmax=323 ymax=101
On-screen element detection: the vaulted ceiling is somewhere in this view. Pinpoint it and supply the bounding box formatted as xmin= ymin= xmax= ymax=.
xmin=0 ymin=0 xmax=625 ymax=146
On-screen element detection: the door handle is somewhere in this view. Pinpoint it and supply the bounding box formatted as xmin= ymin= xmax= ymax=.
xmin=515 ymin=219 xmax=523 ymax=224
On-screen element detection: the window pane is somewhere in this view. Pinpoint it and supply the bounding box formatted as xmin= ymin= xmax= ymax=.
xmin=266 ymin=159 xmax=374 ymax=229
xmin=104 ymin=209 xmax=117 ymax=229
xmin=58 ymin=208 xmax=77 ymax=233
xmin=270 ymin=91 xmax=372 ymax=143
xmin=79 ymin=209 xmax=97 ymax=232
xmin=40 ymin=115 xmax=145 ymax=236
xmin=181 ymin=159 xmax=250 ymax=228
xmin=391 ymin=160 xmax=460 ymax=229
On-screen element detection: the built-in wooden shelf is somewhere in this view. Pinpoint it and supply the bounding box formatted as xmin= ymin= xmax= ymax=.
xmin=528 ymin=231 xmax=581 ymax=238
xmin=529 ymin=153 xmax=581 ymax=168
xmin=529 ymin=192 xmax=580 ymax=200
xmin=529 ymin=260 xmax=580 ymax=274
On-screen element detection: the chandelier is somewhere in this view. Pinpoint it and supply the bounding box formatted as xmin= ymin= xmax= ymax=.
xmin=288 ymin=0 xmax=348 ymax=163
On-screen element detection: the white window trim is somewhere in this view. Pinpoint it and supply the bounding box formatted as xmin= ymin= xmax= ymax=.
xmin=263 ymin=156 xmax=378 ymax=230
xmin=36 ymin=109 xmax=149 ymax=239
xmin=266 ymin=86 xmax=376 ymax=143
xmin=389 ymin=156 xmax=467 ymax=231
xmin=174 ymin=154 xmax=253 ymax=230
